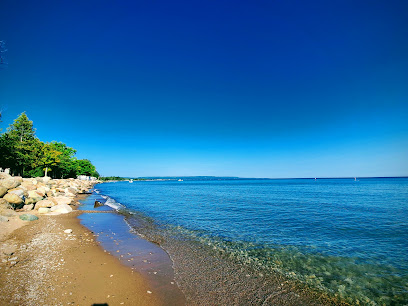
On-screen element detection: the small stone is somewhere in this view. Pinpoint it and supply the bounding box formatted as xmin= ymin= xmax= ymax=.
xmin=147 ymin=291 xmax=152 ymax=294
xmin=38 ymin=207 xmax=50 ymax=214
xmin=0 ymin=215 xmax=9 ymax=222
xmin=19 ymin=214 xmax=39 ymax=221
xmin=23 ymin=204 xmax=34 ymax=211
xmin=64 ymin=229 xmax=73 ymax=234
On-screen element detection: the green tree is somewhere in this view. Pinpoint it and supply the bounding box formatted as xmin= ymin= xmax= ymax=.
xmin=48 ymin=141 xmax=77 ymax=178
xmin=1 ymin=112 xmax=39 ymax=176
xmin=38 ymin=142 xmax=62 ymax=177
xmin=6 ymin=112 xmax=36 ymax=142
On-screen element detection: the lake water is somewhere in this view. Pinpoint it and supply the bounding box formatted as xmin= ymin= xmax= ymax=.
xmin=94 ymin=178 xmax=408 ymax=305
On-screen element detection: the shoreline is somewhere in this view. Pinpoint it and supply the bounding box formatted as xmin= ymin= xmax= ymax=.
xmin=0 ymin=177 xmax=184 ymax=305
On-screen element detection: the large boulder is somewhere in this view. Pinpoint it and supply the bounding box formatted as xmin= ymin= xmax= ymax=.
xmin=0 ymin=216 xmax=8 ymax=222
xmin=50 ymin=204 xmax=73 ymax=214
xmin=3 ymin=193 xmax=23 ymax=205
xmin=0 ymin=186 xmax=8 ymax=197
xmin=34 ymin=199 xmax=55 ymax=210
xmin=53 ymin=196 xmax=73 ymax=206
xmin=7 ymin=188 xmax=24 ymax=197
xmin=0 ymin=178 xmax=21 ymax=190
xmin=27 ymin=191 xmax=44 ymax=203
xmin=0 ymin=172 xmax=11 ymax=179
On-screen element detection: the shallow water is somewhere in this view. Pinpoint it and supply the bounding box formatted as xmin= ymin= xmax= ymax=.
xmin=94 ymin=178 xmax=408 ymax=305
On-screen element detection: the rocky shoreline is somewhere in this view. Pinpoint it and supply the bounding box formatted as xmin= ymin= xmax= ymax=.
xmin=0 ymin=172 xmax=98 ymax=220
xmin=0 ymin=174 xmax=165 ymax=305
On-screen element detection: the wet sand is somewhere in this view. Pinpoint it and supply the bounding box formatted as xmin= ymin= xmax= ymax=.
xmin=0 ymin=208 xmax=182 ymax=305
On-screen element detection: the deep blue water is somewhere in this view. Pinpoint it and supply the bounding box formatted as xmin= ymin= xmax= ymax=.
xmin=95 ymin=178 xmax=408 ymax=304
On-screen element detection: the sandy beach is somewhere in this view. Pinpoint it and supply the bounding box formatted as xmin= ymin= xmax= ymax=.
xmin=0 ymin=206 xmax=169 ymax=305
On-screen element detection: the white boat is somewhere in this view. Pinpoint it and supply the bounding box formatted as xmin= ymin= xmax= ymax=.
xmin=129 ymin=179 xmax=133 ymax=183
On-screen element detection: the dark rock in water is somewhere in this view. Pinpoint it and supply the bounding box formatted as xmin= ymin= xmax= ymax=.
xmin=19 ymin=214 xmax=39 ymax=221
xmin=94 ymin=200 xmax=104 ymax=208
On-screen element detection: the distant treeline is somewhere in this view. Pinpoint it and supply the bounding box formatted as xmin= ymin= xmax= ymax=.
xmin=99 ymin=176 xmax=146 ymax=181
xmin=0 ymin=112 xmax=99 ymax=178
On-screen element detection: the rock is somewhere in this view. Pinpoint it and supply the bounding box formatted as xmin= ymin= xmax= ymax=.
xmin=23 ymin=204 xmax=34 ymax=211
xmin=2 ymin=245 xmax=17 ymax=256
xmin=25 ymin=198 xmax=36 ymax=205
xmin=0 ymin=186 xmax=8 ymax=197
xmin=3 ymin=193 xmax=23 ymax=205
xmin=50 ymin=204 xmax=73 ymax=214
xmin=0 ymin=198 xmax=12 ymax=210
xmin=0 ymin=215 xmax=8 ymax=222
xmin=65 ymin=187 xmax=77 ymax=194
xmin=26 ymin=191 xmax=43 ymax=203
xmin=64 ymin=229 xmax=73 ymax=234
xmin=13 ymin=176 xmax=23 ymax=182
xmin=0 ymin=178 xmax=21 ymax=190
xmin=53 ymin=196 xmax=72 ymax=206
xmin=19 ymin=214 xmax=39 ymax=221
xmin=0 ymin=209 xmax=18 ymax=217
xmin=94 ymin=200 xmax=103 ymax=208
xmin=38 ymin=207 xmax=50 ymax=214
xmin=34 ymin=199 xmax=55 ymax=209
xmin=7 ymin=189 xmax=24 ymax=197
xmin=0 ymin=172 xmax=12 ymax=180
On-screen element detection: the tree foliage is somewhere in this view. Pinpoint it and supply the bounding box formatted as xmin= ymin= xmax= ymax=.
xmin=0 ymin=112 xmax=98 ymax=178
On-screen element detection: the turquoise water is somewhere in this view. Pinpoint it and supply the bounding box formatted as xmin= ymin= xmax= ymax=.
xmin=95 ymin=178 xmax=408 ymax=304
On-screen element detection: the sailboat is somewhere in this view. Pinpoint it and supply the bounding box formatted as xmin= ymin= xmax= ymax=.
xmin=129 ymin=179 xmax=133 ymax=183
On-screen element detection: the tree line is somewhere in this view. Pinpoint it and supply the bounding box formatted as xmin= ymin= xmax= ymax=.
xmin=0 ymin=112 xmax=99 ymax=178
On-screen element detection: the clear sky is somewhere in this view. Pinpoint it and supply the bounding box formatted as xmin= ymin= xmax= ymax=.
xmin=1 ymin=0 xmax=407 ymax=178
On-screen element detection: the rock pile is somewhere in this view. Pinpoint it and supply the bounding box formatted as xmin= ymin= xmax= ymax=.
xmin=0 ymin=173 xmax=98 ymax=221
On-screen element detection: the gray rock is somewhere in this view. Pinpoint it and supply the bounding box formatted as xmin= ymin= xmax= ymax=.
xmin=8 ymin=189 xmax=24 ymax=197
xmin=19 ymin=214 xmax=39 ymax=221
xmin=0 ymin=215 xmax=8 ymax=222
xmin=0 ymin=186 xmax=8 ymax=197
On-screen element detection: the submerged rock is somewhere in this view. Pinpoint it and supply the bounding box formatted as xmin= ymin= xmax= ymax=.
xmin=19 ymin=214 xmax=39 ymax=221
xmin=94 ymin=200 xmax=103 ymax=208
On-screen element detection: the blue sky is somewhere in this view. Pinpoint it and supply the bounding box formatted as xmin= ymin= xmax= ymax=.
xmin=1 ymin=0 xmax=407 ymax=178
